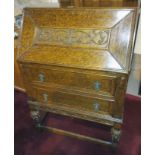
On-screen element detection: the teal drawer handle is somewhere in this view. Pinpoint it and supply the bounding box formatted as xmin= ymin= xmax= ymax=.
xmin=39 ymin=73 xmax=45 ymax=82
xmin=93 ymin=102 xmax=100 ymax=112
xmin=43 ymin=93 xmax=48 ymax=102
xmin=94 ymin=81 xmax=101 ymax=91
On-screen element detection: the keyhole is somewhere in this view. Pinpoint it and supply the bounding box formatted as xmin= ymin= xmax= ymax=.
xmin=43 ymin=93 xmax=48 ymax=102
xmin=94 ymin=81 xmax=101 ymax=91
xmin=93 ymin=102 xmax=100 ymax=112
xmin=39 ymin=73 xmax=45 ymax=82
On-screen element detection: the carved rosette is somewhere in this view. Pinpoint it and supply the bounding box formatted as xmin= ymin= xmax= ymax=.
xmin=111 ymin=127 xmax=121 ymax=145
xmin=30 ymin=110 xmax=40 ymax=122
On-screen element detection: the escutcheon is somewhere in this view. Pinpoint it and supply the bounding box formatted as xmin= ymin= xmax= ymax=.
xmin=93 ymin=102 xmax=100 ymax=112
xmin=39 ymin=73 xmax=45 ymax=82
xmin=94 ymin=81 xmax=101 ymax=91
xmin=43 ymin=93 xmax=48 ymax=102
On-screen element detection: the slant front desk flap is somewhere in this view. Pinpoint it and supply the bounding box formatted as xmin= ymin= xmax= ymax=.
xmin=18 ymin=8 xmax=137 ymax=72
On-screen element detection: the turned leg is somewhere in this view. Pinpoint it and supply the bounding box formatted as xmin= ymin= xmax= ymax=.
xmin=111 ymin=124 xmax=122 ymax=146
xmin=30 ymin=110 xmax=41 ymax=127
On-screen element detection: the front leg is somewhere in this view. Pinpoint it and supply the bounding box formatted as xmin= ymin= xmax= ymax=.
xmin=111 ymin=124 xmax=122 ymax=146
xmin=30 ymin=110 xmax=41 ymax=127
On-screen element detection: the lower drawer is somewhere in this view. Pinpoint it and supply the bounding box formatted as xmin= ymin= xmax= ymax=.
xmin=28 ymin=85 xmax=114 ymax=115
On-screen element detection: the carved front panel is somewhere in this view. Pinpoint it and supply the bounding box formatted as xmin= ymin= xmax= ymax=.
xmin=18 ymin=8 xmax=136 ymax=72
xmin=34 ymin=27 xmax=110 ymax=49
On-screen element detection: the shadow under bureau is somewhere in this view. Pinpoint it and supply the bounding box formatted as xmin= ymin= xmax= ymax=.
xmin=17 ymin=7 xmax=138 ymax=146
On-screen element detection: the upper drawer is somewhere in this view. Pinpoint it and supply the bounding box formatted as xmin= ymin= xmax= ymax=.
xmin=22 ymin=65 xmax=121 ymax=97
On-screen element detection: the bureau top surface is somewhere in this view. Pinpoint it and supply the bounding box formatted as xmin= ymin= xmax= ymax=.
xmin=18 ymin=8 xmax=137 ymax=73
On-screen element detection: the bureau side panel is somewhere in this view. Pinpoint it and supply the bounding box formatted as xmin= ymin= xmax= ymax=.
xmin=109 ymin=10 xmax=137 ymax=70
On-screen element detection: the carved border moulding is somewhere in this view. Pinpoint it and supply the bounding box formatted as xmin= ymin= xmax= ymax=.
xmin=33 ymin=27 xmax=111 ymax=49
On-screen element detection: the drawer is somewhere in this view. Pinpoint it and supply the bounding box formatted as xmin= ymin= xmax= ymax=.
xmin=23 ymin=65 xmax=120 ymax=97
xmin=28 ymin=85 xmax=113 ymax=115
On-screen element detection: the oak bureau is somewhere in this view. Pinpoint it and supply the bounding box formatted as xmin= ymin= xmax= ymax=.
xmin=17 ymin=7 xmax=138 ymax=146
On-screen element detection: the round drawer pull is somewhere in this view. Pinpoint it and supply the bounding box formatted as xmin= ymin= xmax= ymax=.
xmin=39 ymin=73 xmax=45 ymax=82
xmin=43 ymin=93 xmax=48 ymax=102
xmin=93 ymin=102 xmax=100 ymax=112
xmin=94 ymin=81 xmax=101 ymax=91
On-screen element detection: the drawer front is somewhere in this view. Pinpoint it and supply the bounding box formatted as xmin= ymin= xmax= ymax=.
xmin=23 ymin=66 xmax=120 ymax=97
xmin=28 ymin=86 xmax=113 ymax=115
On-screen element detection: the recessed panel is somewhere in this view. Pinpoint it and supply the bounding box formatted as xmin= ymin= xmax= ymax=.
xmin=109 ymin=12 xmax=135 ymax=69
xmin=33 ymin=27 xmax=110 ymax=49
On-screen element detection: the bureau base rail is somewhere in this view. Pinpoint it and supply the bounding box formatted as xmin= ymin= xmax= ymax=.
xmin=29 ymin=106 xmax=121 ymax=146
xmin=37 ymin=125 xmax=113 ymax=146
